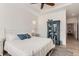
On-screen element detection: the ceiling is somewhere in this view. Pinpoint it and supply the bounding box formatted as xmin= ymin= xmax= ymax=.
xmin=25 ymin=3 xmax=68 ymax=14
xmin=24 ymin=3 xmax=79 ymax=19
xmin=26 ymin=3 xmax=64 ymax=11
xmin=66 ymin=3 xmax=79 ymax=19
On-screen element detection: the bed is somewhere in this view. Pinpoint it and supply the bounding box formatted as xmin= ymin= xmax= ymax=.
xmin=4 ymin=34 xmax=55 ymax=56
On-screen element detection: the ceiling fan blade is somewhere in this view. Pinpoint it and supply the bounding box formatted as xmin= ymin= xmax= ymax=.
xmin=46 ymin=3 xmax=55 ymax=6
xmin=41 ymin=3 xmax=44 ymax=9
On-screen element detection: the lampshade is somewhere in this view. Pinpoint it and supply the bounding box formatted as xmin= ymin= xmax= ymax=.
xmin=32 ymin=20 xmax=36 ymax=25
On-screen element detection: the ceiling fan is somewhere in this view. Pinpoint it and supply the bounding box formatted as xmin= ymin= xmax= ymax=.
xmin=31 ymin=3 xmax=55 ymax=9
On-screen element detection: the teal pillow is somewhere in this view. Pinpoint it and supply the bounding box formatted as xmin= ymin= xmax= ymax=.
xmin=17 ymin=34 xmax=27 ymax=40
xmin=26 ymin=33 xmax=31 ymax=38
xmin=17 ymin=33 xmax=31 ymax=40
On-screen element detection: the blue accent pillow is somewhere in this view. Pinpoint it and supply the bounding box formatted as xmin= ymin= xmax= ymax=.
xmin=17 ymin=33 xmax=31 ymax=40
xmin=17 ymin=34 xmax=27 ymax=40
xmin=26 ymin=33 xmax=31 ymax=38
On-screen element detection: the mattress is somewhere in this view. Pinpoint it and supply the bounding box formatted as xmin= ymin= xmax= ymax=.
xmin=4 ymin=37 xmax=55 ymax=56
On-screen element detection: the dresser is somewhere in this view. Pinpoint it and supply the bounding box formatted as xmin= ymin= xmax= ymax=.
xmin=31 ymin=33 xmax=40 ymax=37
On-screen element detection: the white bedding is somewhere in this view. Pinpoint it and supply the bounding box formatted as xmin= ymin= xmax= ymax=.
xmin=4 ymin=37 xmax=55 ymax=56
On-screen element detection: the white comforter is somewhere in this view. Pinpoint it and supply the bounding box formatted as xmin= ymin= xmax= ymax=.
xmin=4 ymin=37 xmax=55 ymax=56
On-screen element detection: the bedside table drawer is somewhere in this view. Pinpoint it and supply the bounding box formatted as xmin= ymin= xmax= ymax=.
xmin=31 ymin=33 xmax=40 ymax=37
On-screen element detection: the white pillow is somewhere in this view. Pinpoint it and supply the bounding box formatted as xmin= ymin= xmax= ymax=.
xmin=6 ymin=33 xmax=20 ymax=41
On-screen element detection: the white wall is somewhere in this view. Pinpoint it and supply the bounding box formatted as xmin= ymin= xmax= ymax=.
xmin=37 ymin=9 xmax=66 ymax=46
xmin=67 ymin=17 xmax=77 ymax=39
xmin=0 ymin=3 xmax=37 ymax=38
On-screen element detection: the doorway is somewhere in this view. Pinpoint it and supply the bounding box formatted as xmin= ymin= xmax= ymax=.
xmin=67 ymin=23 xmax=74 ymax=37
xmin=66 ymin=4 xmax=79 ymax=55
xmin=66 ymin=21 xmax=79 ymax=55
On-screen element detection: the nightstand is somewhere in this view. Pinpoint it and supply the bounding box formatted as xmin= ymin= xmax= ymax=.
xmin=31 ymin=33 xmax=40 ymax=37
